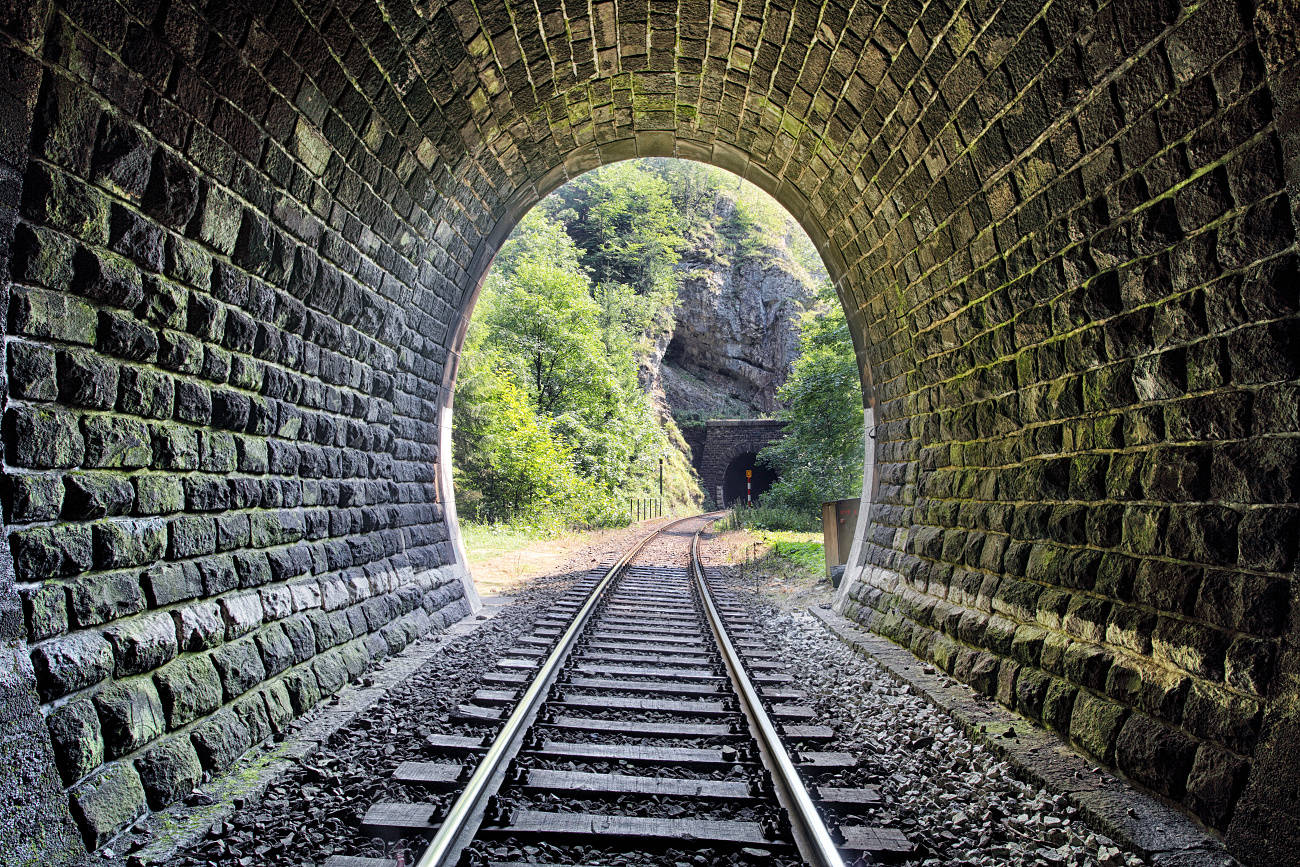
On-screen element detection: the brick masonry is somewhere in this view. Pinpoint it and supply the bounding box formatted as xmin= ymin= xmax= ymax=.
xmin=0 ymin=0 xmax=1295 ymax=864
xmin=685 ymin=418 xmax=785 ymax=503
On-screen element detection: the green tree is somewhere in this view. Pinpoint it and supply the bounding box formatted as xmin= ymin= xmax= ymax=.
xmin=451 ymin=361 xmax=590 ymax=527
xmin=757 ymin=284 xmax=864 ymax=517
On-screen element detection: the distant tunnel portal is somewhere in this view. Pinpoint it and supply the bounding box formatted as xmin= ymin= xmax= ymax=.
xmin=722 ymin=452 xmax=777 ymax=506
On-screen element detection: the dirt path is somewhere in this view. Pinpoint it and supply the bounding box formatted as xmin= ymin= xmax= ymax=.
xmin=466 ymin=518 xmax=678 ymax=596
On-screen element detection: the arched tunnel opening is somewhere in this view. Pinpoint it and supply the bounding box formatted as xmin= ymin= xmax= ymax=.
xmin=0 ymin=0 xmax=1296 ymax=863
xmin=722 ymin=452 xmax=778 ymax=506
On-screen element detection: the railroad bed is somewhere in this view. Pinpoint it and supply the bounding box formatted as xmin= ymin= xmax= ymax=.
xmin=324 ymin=515 xmax=912 ymax=867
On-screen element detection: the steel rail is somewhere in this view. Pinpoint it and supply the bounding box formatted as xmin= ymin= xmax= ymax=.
xmin=415 ymin=513 xmax=712 ymax=867
xmin=689 ymin=519 xmax=845 ymax=867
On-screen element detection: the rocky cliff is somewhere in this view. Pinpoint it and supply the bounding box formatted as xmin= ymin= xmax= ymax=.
xmin=657 ymin=242 xmax=822 ymax=417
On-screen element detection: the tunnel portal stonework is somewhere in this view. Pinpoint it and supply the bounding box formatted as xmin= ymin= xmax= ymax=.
xmin=0 ymin=0 xmax=1297 ymax=862
xmin=686 ymin=418 xmax=786 ymax=504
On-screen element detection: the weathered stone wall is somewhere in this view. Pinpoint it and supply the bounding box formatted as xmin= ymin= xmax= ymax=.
xmin=0 ymin=0 xmax=1297 ymax=864
xmin=833 ymin=0 xmax=1300 ymax=854
xmin=696 ymin=418 xmax=786 ymax=502
xmin=0 ymin=0 xmax=473 ymax=855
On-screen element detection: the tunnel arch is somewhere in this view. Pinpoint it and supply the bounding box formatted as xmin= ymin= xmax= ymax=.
xmin=721 ymin=450 xmax=778 ymax=505
xmin=0 ymin=1 xmax=1296 ymax=863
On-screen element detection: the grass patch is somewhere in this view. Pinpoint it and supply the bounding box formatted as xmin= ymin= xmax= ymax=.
xmin=753 ymin=530 xmax=824 ymax=576
xmin=730 ymin=503 xmax=821 ymax=532
xmin=458 ymin=522 xmax=557 ymax=564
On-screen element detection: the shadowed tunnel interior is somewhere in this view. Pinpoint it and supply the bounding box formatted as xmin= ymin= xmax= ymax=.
xmin=0 ymin=0 xmax=1297 ymax=863
xmin=722 ymin=451 xmax=776 ymax=505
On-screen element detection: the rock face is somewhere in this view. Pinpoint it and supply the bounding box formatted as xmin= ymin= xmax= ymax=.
xmin=661 ymin=248 xmax=818 ymax=416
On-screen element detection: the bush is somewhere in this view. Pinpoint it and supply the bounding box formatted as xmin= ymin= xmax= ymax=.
xmin=731 ymin=503 xmax=821 ymax=532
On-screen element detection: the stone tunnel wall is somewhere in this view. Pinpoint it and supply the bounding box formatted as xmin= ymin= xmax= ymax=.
xmin=834 ymin=0 xmax=1300 ymax=858
xmin=693 ymin=418 xmax=785 ymax=503
xmin=0 ymin=0 xmax=473 ymax=855
xmin=0 ymin=0 xmax=1297 ymax=864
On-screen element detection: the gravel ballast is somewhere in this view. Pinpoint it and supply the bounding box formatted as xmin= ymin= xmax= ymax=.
xmin=89 ymin=521 xmax=678 ymax=867
xmin=699 ymin=529 xmax=1236 ymax=867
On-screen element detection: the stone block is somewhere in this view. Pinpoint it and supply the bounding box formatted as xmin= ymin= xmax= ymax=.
xmin=190 ymin=708 xmax=251 ymax=772
xmin=98 ymin=309 xmax=158 ymax=362
xmin=1015 ymin=667 xmax=1050 ymax=722
xmin=117 ymin=366 xmax=175 ymax=419
xmin=234 ymin=550 xmax=272 ymax=588
xmin=150 ymin=422 xmax=199 ymax=470
xmin=63 ymin=472 xmax=134 ymax=520
xmin=1194 ymin=570 xmax=1288 ymax=637
xmin=168 ymin=515 xmax=216 ymax=559
xmin=211 ymin=637 xmax=266 ymax=701
xmin=72 ymin=246 xmax=144 ymax=308
xmin=46 ymin=699 xmax=103 ymax=785
xmin=233 ymin=691 xmax=273 ymax=745
xmin=1185 ymin=742 xmax=1248 ymax=829
xmin=21 ymin=582 xmax=68 ymax=642
xmin=93 ymin=678 xmax=166 ymax=759
xmin=134 ymin=474 xmax=186 ymax=515
xmin=11 ymin=223 xmax=76 ymax=294
xmin=172 ymin=600 xmax=224 ymax=652
xmin=220 ymin=592 xmax=264 ymax=640
xmin=108 ymin=203 xmax=164 ymax=270
xmin=104 ymin=612 xmax=177 ymax=676
xmin=254 ymin=622 xmax=295 ymax=675
xmin=11 ymin=266 xmax=98 ymax=341
xmin=143 ymin=147 xmax=198 ymax=228
xmin=1062 ymin=641 xmax=1113 ymax=691
xmin=199 ymin=430 xmax=237 ymax=472
xmin=340 ymin=639 xmax=370 ymax=679
xmin=5 ymin=405 xmax=85 ymax=468
xmin=194 ymin=180 xmax=241 ymax=253
xmin=22 ymin=163 xmax=108 ymax=244
xmin=7 ymin=340 xmax=58 ymax=400
xmin=173 ymin=379 xmax=211 ymax=425
xmin=92 ymin=116 xmax=152 ymax=199
xmin=1069 ymin=690 xmax=1129 ymax=764
xmin=1153 ymin=616 xmax=1227 ymax=680
xmin=153 ymin=654 xmax=222 ymax=729
xmin=81 ymin=415 xmax=152 ymax=468
xmin=91 ymin=518 xmax=166 ymax=569
xmin=1164 ymin=506 xmax=1240 ymax=566
xmin=1042 ymin=677 xmax=1077 ymax=734
xmin=312 ymin=650 xmax=347 ymax=696
xmin=134 ymin=734 xmax=202 ymax=809
xmin=283 ymin=667 xmax=321 ymax=715
xmin=5 ymin=472 xmax=64 ymax=521
xmin=216 ymin=514 xmax=251 ymax=552
xmin=1182 ymin=681 xmax=1262 ymax=754
xmin=141 ymin=561 xmax=201 ymax=607
xmin=1225 ymin=635 xmax=1275 ymax=696
xmin=1105 ymin=655 xmax=1190 ymax=721
xmin=1116 ymin=713 xmax=1198 ymax=799
xmin=9 ymin=524 xmax=93 ymax=581
xmin=32 ymin=631 xmax=115 ymax=700
xmin=261 ymin=681 xmax=293 ymax=732
xmin=67 ymin=568 xmax=145 ymax=628
xmin=158 ymin=329 xmax=203 ymax=374
xmin=141 ymin=277 xmax=188 ymax=330
xmin=68 ymin=764 xmax=147 ymax=849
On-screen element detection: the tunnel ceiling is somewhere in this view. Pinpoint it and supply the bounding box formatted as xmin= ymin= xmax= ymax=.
xmin=0 ymin=0 xmax=1297 ymax=863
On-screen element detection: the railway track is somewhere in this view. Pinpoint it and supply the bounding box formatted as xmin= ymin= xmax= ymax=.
xmin=324 ymin=514 xmax=912 ymax=866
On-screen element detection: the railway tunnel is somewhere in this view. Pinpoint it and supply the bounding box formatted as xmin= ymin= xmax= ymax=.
xmin=0 ymin=0 xmax=1298 ymax=863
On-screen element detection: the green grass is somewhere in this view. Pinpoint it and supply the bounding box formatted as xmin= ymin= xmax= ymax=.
xmin=458 ymin=521 xmax=556 ymax=562
xmin=730 ymin=503 xmax=821 ymax=532
xmin=753 ymin=530 xmax=824 ymax=576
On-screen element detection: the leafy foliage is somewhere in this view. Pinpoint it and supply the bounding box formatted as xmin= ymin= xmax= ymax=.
xmin=454 ymin=206 xmax=697 ymax=527
xmin=756 ymin=282 xmax=865 ymax=521
xmin=453 ymin=158 xmax=845 ymax=531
